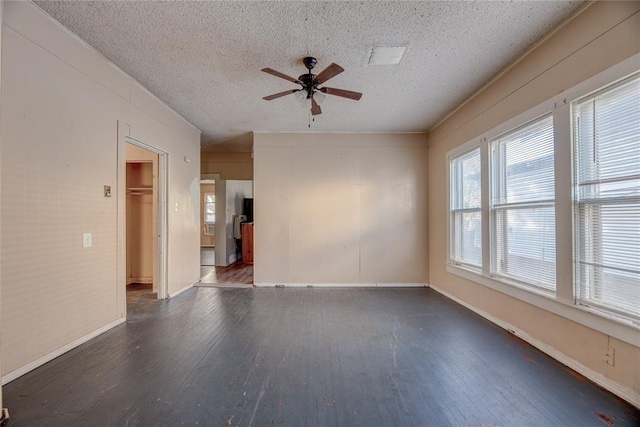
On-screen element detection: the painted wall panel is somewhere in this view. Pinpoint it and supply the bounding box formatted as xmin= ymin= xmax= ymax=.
xmin=2 ymin=26 xmax=123 ymax=374
xmin=201 ymin=151 xmax=253 ymax=180
xmin=1 ymin=1 xmax=200 ymax=379
xmin=253 ymin=146 xmax=291 ymax=283
xmin=289 ymin=147 xmax=360 ymax=283
xmin=254 ymin=133 xmax=428 ymax=285
xmin=427 ymin=1 xmax=640 ymax=398
xmin=4 ymin=0 xmax=131 ymax=102
xmin=359 ymin=146 xmax=428 ymax=283
xmin=130 ymin=82 xmax=199 ymax=143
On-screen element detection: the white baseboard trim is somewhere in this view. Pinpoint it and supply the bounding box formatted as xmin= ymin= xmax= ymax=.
xmin=255 ymin=282 xmax=427 ymax=288
xmin=428 ymin=284 xmax=640 ymax=409
xmin=2 ymin=317 xmax=126 ymax=385
xmin=169 ymin=282 xmax=196 ymax=298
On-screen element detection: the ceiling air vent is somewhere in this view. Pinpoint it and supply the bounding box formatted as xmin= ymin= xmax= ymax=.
xmin=368 ymin=46 xmax=407 ymax=65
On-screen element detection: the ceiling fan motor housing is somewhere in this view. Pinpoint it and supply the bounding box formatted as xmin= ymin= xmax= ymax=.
xmin=303 ymin=56 xmax=317 ymax=70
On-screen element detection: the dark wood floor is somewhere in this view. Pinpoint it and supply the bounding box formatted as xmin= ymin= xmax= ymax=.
xmin=199 ymin=248 xmax=253 ymax=286
xmin=4 ymin=288 xmax=639 ymax=426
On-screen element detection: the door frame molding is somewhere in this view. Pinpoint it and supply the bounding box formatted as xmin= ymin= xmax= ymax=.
xmin=118 ymin=121 xmax=170 ymax=311
xmin=201 ymin=174 xmax=225 ymax=266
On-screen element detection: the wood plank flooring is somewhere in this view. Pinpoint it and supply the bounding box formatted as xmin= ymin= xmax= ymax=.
xmin=199 ymin=247 xmax=253 ymax=285
xmin=4 ymin=288 xmax=639 ymax=426
xmin=199 ymin=263 xmax=253 ymax=286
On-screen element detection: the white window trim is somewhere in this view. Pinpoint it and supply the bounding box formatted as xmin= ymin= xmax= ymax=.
xmin=204 ymin=192 xmax=216 ymax=224
xmin=445 ymin=52 xmax=640 ymax=347
xmin=449 ymin=147 xmax=482 ymax=270
xmin=489 ymin=113 xmax=557 ymax=292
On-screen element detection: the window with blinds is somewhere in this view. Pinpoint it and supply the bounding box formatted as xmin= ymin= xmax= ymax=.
xmin=490 ymin=115 xmax=556 ymax=291
xmin=204 ymin=192 xmax=216 ymax=224
xmin=573 ymin=74 xmax=640 ymax=319
xmin=450 ymin=148 xmax=482 ymax=268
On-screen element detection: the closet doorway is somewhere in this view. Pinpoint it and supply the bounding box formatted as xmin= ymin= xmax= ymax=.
xmin=125 ymin=143 xmax=158 ymax=306
xmin=121 ymin=140 xmax=168 ymax=315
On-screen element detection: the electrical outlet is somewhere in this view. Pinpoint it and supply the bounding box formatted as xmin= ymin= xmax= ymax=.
xmin=82 ymin=233 xmax=92 ymax=248
xmin=604 ymin=346 xmax=615 ymax=366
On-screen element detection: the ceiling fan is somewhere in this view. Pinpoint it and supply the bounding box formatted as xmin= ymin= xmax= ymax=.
xmin=262 ymin=57 xmax=362 ymax=116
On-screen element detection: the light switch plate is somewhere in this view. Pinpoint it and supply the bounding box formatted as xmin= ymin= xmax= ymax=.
xmin=82 ymin=232 xmax=92 ymax=248
xmin=104 ymin=185 xmax=112 ymax=197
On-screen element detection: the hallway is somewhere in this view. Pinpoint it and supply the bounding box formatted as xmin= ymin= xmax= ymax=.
xmin=4 ymin=288 xmax=638 ymax=426
xmin=199 ymin=247 xmax=253 ymax=286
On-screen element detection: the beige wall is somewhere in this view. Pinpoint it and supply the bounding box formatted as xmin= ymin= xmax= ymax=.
xmin=428 ymin=1 xmax=640 ymax=400
xmin=200 ymin=183 xmax=215 ymax=247
xmin=254 ymin=133 xmax=428 ymax=285
xmin=0 ymin=2 xmax=200 ymax=380
xmin=201 ymin=151 xmax=253 ymax=180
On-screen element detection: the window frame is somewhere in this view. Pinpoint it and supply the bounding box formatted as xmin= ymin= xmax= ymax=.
xmin=445 ymin=52 xmax=640 ymax=347
xmin=449 ymin=147 xmax=483 ymax=270
xmin=204 ymin=192 xmax=216 ymax=224
xmin=572 ymin=73 xmax=640 ymax=321
xmin=489 ymin=113 xmax=557 ymax=293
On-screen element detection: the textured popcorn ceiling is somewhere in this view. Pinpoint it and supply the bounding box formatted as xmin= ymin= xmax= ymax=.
xmin=34 ymin=1 xmax=585 ymax=150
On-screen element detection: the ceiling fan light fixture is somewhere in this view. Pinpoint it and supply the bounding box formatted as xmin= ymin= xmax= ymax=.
xmin=262 ymin=57 xmax=362 ymax=117
xmin=295 ymin=90 xmax=307 ymax=107
xmin=368 ymin=46 xmax=407 ymax=65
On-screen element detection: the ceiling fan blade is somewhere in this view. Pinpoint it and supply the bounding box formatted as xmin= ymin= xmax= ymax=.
xmin=262 ymin=89 xmax=299 ymax=101
xmin=320 ymin=87 xmax=363 ymax=101
xmin=311 ymin=97 xmax=322 ymax=116
xmin=261 ymin=68 xmax=303 ymax=85
xmin=314 ymin=63 xmax=344 ymax=85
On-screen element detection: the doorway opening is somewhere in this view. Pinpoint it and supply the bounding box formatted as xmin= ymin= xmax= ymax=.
xmin=197 ymin=176 xmax=254 ymax=287
xmin=125 ymin=143 xmax=160 ymax=308
xmin=200 ymin=179 xmax=216 ymax=268
xmin=117 ymin=121 xmax=169 ymax=317
xmin=125 ymin=150 xmax=157 ymax=307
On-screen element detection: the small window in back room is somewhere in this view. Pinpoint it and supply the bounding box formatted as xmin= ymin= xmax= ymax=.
xmin=204 ymin=192 xmax=216 ymax=234
xmin=573 ymin=73 xmax=640 ymax=320
xmin=490 ymin=114 xmax=556 ymax=291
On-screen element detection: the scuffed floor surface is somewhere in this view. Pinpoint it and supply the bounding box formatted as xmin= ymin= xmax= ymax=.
xmin=4 ymin=288 xmax=639 ymax=426
xmin=199 ymin=262 xmax=253 ymax=286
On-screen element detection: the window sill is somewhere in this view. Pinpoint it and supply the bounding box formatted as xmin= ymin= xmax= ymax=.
xmin=445 ymin=263 xmax=640 ymax=347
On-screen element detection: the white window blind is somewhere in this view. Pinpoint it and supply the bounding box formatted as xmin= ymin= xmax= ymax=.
xmin=204 ymin=193 xmax=216 ymax=224
xmin=573 ymin=74 xmax=640 ymax=320
xmin=490 ymin=115 xmax=556 ymax=290
xmin=450 ymin=149 xmax=482 ymax=268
